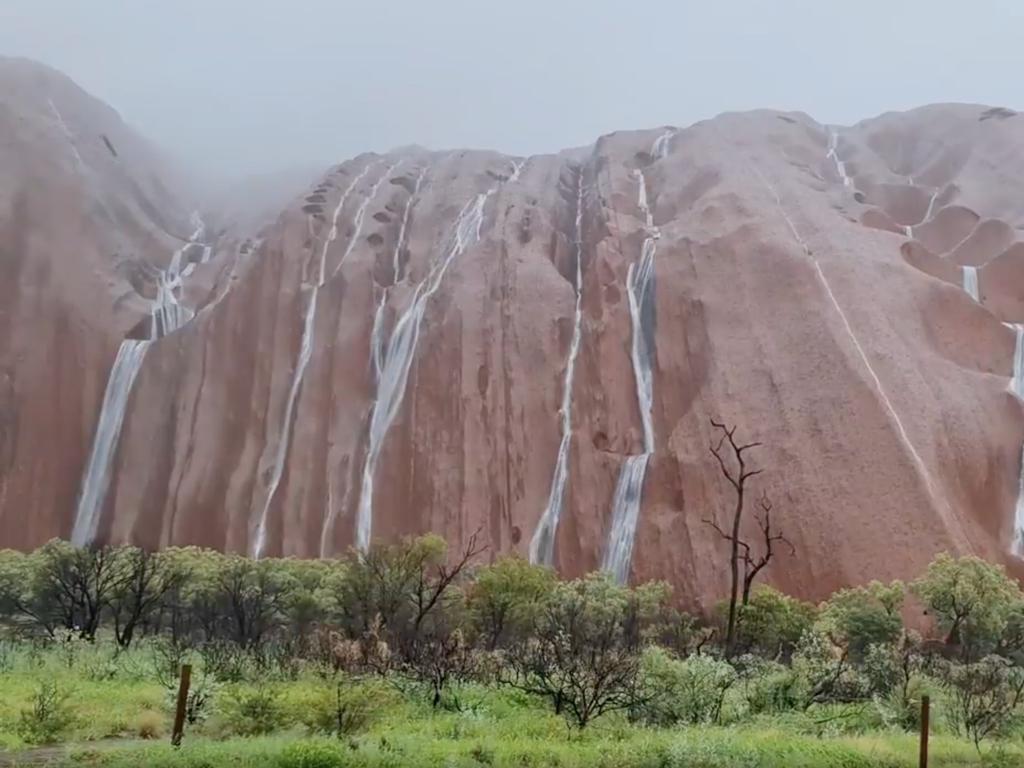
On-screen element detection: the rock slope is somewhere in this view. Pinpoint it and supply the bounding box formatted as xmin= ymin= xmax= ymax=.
xmin=2 ymin=58 xmax=1022 ymax=606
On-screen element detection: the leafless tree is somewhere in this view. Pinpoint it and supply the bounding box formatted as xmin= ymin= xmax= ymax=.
xmin=702 ymin=419 xmax=793 ymax=655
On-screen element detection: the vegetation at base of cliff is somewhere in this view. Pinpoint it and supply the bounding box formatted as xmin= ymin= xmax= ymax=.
xmin=0 ymin=539 xmax=1023 ymax=765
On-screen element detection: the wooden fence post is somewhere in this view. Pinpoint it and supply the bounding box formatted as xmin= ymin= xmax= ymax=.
xmin=919 ymin=694 xmax=930 ymax=768
xmin=171 ymin=663 xmax=192 ymax=747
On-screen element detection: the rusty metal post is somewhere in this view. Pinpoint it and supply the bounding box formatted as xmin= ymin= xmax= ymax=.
xmin=919 ymin=694 xmax=930 ymax=768
xmin=171 ymin=663 xmax=192 ymax=747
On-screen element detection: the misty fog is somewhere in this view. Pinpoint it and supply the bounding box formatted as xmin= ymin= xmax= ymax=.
xmin=2 ymin=0 xmax=1022 ymax=185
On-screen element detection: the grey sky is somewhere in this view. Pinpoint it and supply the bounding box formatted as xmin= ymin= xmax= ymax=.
xmin=3 ymin=0 xmax=1021 ymax=182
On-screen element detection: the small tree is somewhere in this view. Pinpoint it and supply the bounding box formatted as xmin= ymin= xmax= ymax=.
xmin=331 ymin=532 xmax=485 ymax=662
xmin=702 ymin=419 xmax=793 ymax=655
xmin=912 ymin=554 xmax=1022 ymax=660
xmin=466 ymin=556 xmax=555 ymax=649
xmin=637 ymin=646 xmax=736 ymax=725
xmin=730 ymin=585 xmax=816 ymax=659
xmin=819 ymin=580 xmax=905 ymax=661
xmin=109 ymin=547 xmax=186 ymax=647
xmin=27 ymin=541 xmax=126 ymax=640
xmin=938 ymin=655 xmax=1024 ymax=750
xmin=501 ymin=573 xmax=663 ymax=728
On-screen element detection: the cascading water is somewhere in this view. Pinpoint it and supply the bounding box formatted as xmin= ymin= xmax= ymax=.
xmin=71 ymin=216 xmax=210 ymax=546
xmin=602 ymin=159 xmax=660 ymax=584
xmin=651 ymin=129 xmax=676 ymax=161
xmin=962 ymin=265 xmax=980 ymax=302
xmin=1011 ymin=325 xmax=1024 ymax=400
xmin=332 ymin=161 xmax=402 ymax=278
xmin=530 ymin=168 xmax=586 ymax=566
xmin=905 ymin=188 xmax=941 ymax=240
xmin=336 ymin=160 xmax=523 ymax=556
xmin=371 ymin=166 xmax=428 ymax=382
xmin=48 ymin=98 xmax=84 ymax=169
xmin=70 ymin=341 xmax=150 ymax=546
xmin=1014 ymin=453 xmax=1024 ymax=557
xmin=251 ymin=161 xmax=385 ymax=558
xmin=826 ymin=130 xmax=853 ymax=188
xmin=1011 ymin=324 xmax=1024 ymax=558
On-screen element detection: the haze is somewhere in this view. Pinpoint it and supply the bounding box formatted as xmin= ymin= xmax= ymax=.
xmin=2 ymin=0 xmax=1021 ymax=183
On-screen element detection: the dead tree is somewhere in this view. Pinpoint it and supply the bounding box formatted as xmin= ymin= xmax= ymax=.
xmin=702 ymin=419 xmax=792 ymax=655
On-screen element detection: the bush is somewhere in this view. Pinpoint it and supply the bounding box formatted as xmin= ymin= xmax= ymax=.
xmin=636 ymin=647 xmax=736 ymax=725
xmin=135 ymin=709 xmax=164 ymax=740
xmin=303 ymin=679 xmax=396 ymax=736
xmin=913 ymin=554 xmax=1022 ymax=659
xmin=939 ymin=655 xmax=1024 ymax=748
xmin=222 ymin=684 xmax=287 ymax=735
xmin=279 ymin=740 xmax=349 ymax=768
xmin=736 ymin=655 xmax=804 ymax=714
xmin=16 ymin=679 xmax=74 ymax=744
xmin=731 ymin=586 xmax=816 ymax=659
xmin=818 ymin=581 xmax=904 ymax=660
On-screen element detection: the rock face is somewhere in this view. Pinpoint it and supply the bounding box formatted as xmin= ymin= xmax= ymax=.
xmin=2 ymin=58 xmax=1023 ymax=607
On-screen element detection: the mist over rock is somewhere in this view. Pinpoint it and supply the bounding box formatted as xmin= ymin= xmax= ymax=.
xmin=2 ymin=59 xmax=1023 ymax=608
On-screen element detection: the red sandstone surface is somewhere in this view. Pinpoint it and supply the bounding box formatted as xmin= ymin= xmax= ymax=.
xmin=2 ymin=58 xmax=1022 ymax=607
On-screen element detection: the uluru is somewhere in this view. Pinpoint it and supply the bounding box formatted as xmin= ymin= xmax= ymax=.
xmin=1 ymin=51 xmax=1023 ymax=610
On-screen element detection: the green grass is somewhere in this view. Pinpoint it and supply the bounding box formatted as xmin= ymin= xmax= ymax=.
xmin=0 ymin=640 xmax=1021 ymax=767
xmin=47 ymin=729 xmax=1017 ymax=768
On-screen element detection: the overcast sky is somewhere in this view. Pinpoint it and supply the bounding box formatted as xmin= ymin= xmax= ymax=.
xmin=2 ymin=0 xmax=1021 ymax=181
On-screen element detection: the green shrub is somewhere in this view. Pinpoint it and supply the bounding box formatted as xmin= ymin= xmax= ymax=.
xmin=737 ymin=655 xmax=805 ymax=714
xmin=16 ymin=679 xmax=74 ymax=744
xmin=636 ymin=647 xmax=736 ymax=725
xmin=818 ymin=581 xmax=904 ymax=660
xmin=279 ymin=740 xmax=349 ymax=768
xmin=222 ymin=684 xmax=287 ymax=735
xmin=730 ymin=586 xmax=817 ymax=659
xmin=303 ymin=679 xmax=396 ymax=737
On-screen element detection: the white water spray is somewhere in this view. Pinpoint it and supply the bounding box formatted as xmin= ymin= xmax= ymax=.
xmin=602 ymin=162 xmax=659 ymax=584
xmin=962 ymin=266 xmax=980 ymax=302
xmin=530 ymin=168 xmax=586 ymax=566
xmin=251 ymin=161 xmax=385 ymax=558
xmin=337 ymin=161 xmax=522 ymax=556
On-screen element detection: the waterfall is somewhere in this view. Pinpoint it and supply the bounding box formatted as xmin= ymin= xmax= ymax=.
xmin=371 ymin=166 xmax=428 ymax=382
xmin=651 ymin=129 xmax=676 ymax=161
xmin=251 ymin=161 xmax=384 ymax=558
xmin=71 ymin=341 xmax=150 ymax=546
xmin=1011 ymin=325 xmax=1024 ymax=400
xmin=70 ymin=215 xmax=210 ymax=546
xmin=962 ymin=265 xmax=979 ymax=302
xmin=530 ymin=168 xmax=586 ymax=565
xmin=337 ymin=160 xmax=523 ymax=556
xmin=602 ymin=164 xmax=659 ymax=584
xmin=923 ymin=189 xmax=940 ymax=223
xmin=905 ymin=189 xmax=941 ymax=240
xmin=604 ymin=454 xmax=651 ymax=584
xmin=47 ymin=98 xmax=84 ymax=169
xmin=826 ymin=130 xmax=853 ymax=188
xmin=1012 ymin=325 xmax=1024 ymax=558
xmin=332 ymin=161 xmax=402 ymax=278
